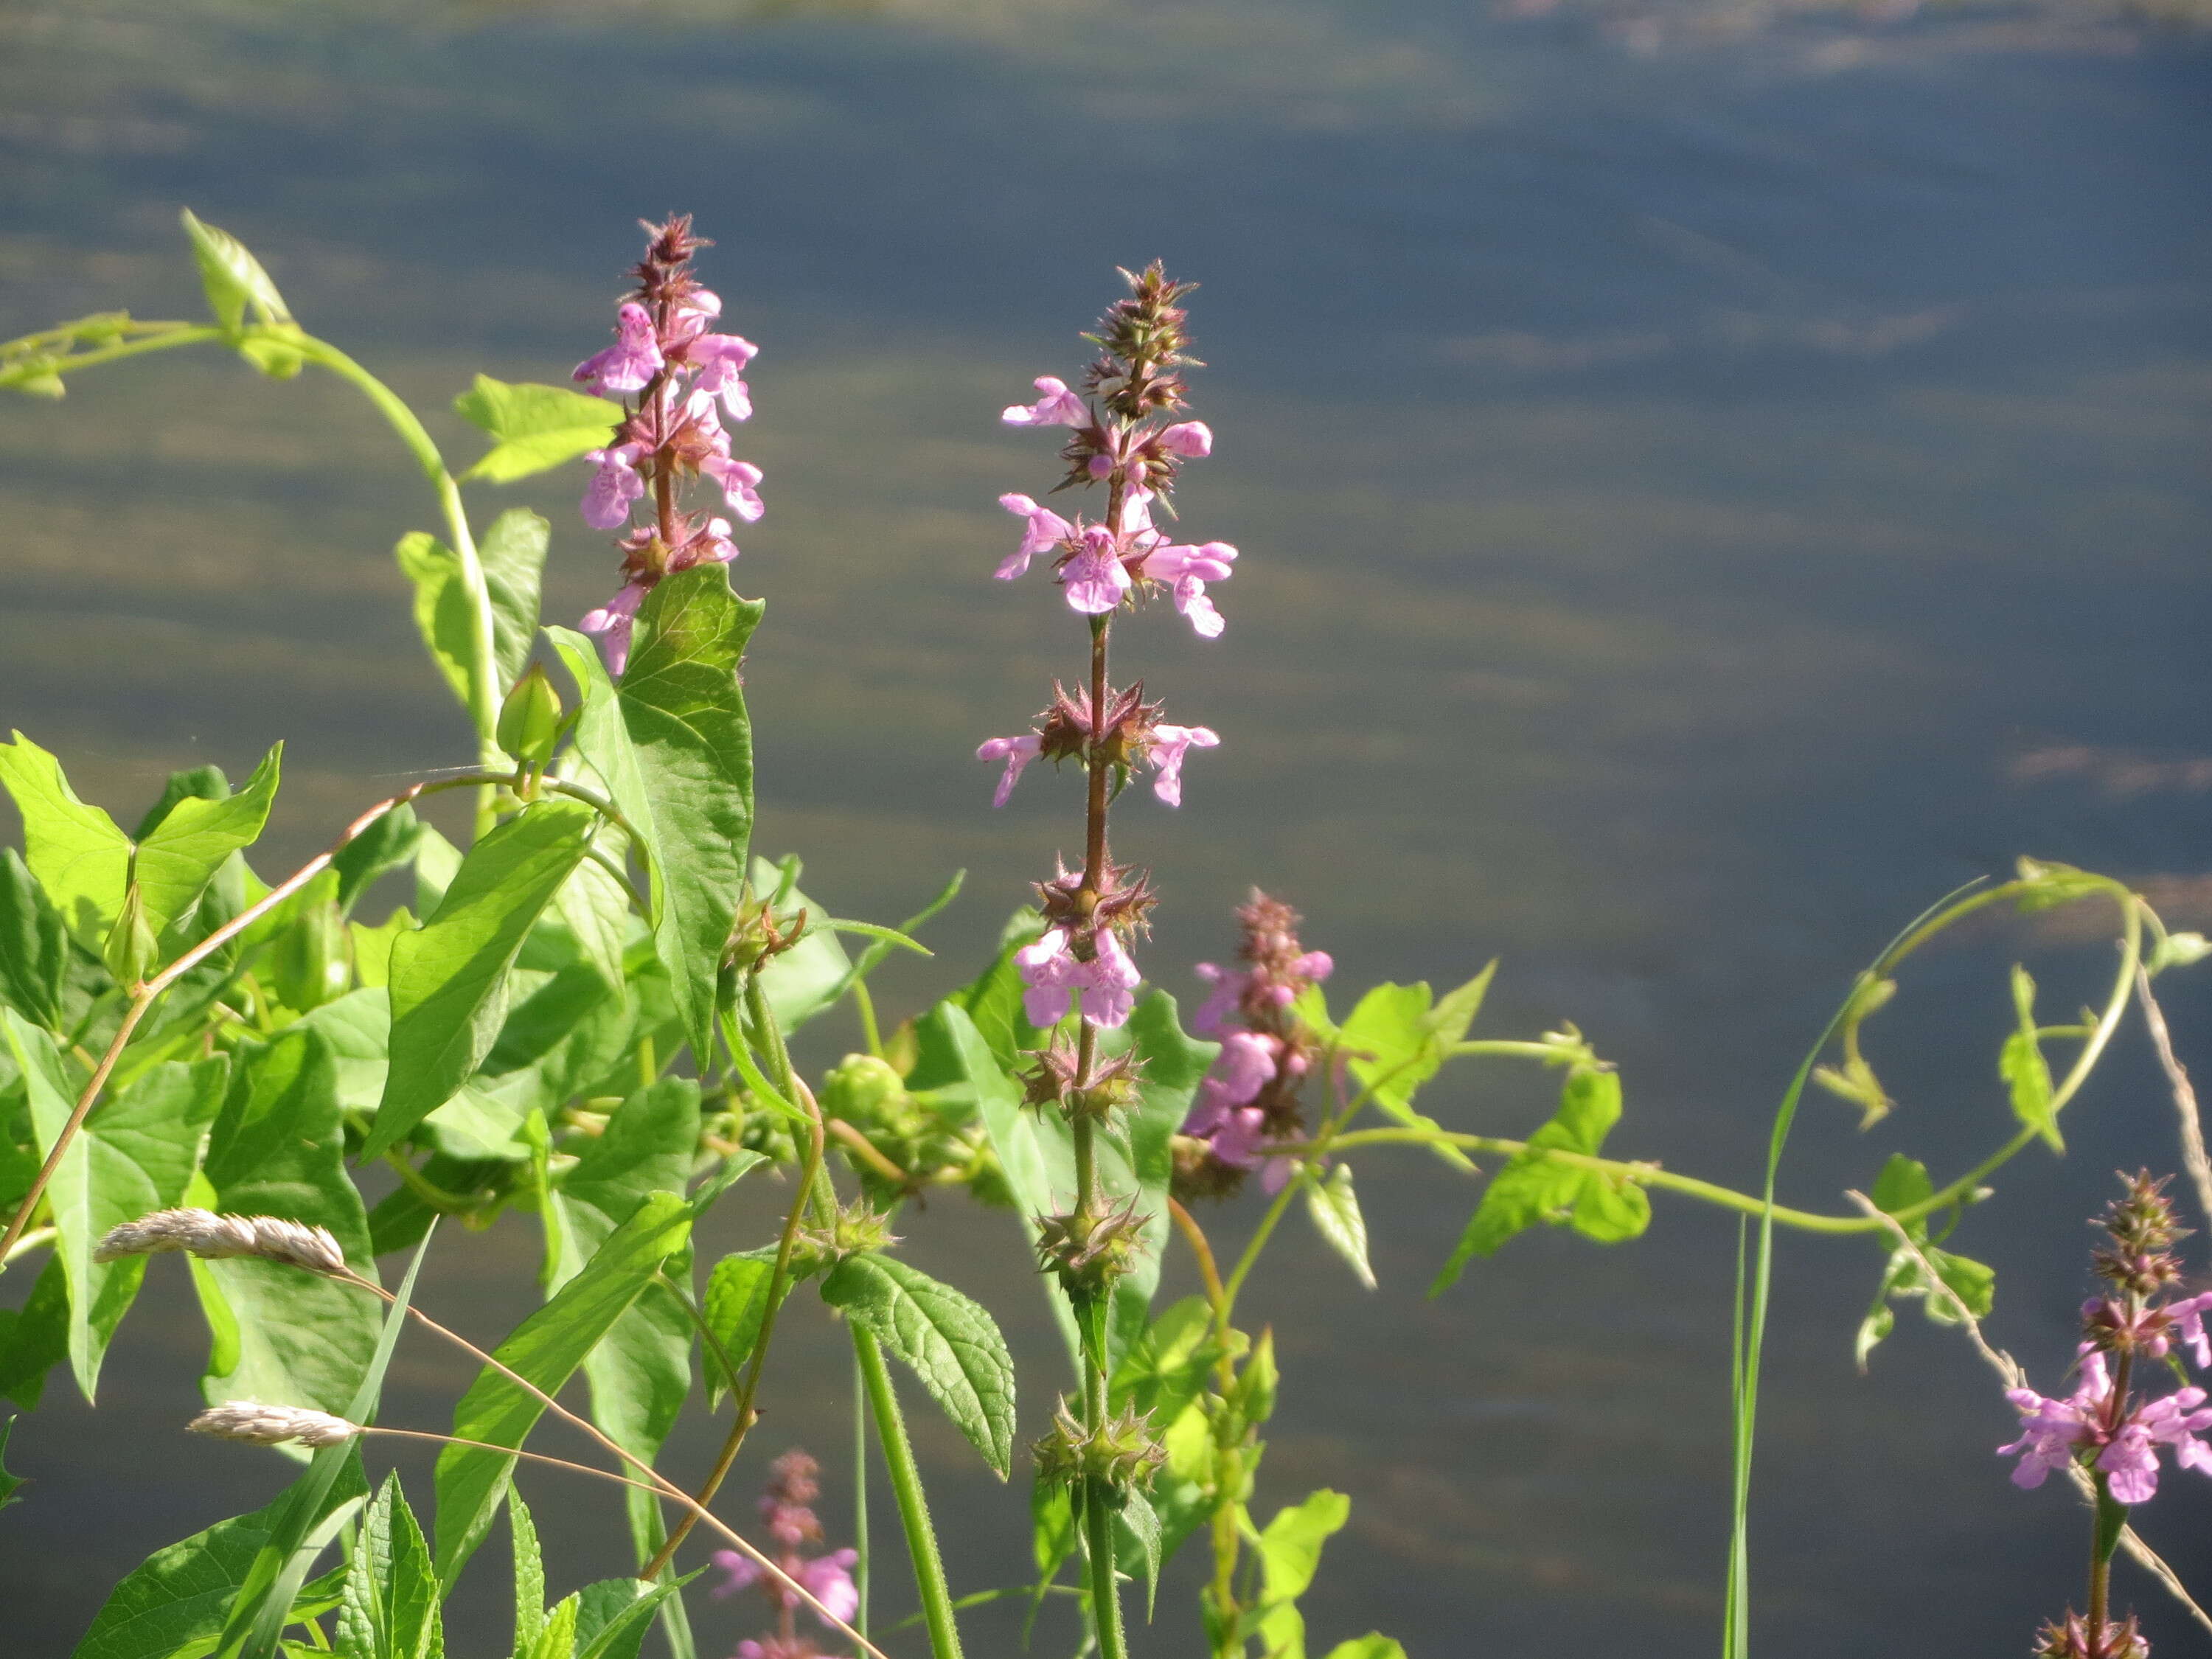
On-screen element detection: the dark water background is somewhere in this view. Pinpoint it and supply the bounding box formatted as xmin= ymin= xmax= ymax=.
xmin=3 ymin=0 xmax=2211 ymax=1651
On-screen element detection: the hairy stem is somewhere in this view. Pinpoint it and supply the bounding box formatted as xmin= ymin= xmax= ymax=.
xmin=853 ymin=1324 xmax=966 ymax=1659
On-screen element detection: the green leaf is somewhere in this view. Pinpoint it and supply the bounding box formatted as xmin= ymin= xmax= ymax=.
xmin=1110 ymin=1298 xmax=1225 ymax=1433
xmin=509 ymin=1489 xmax=546 ymax=1659
xmin=1255 ymin=1489 xmax=1350 ymax=1659
xmin=133 ymin=745 xmax=282 ymax=939
xmin=335 ymin=1472 xmax=442 ymax=1659
xmin=218 ymin=1225 xmax=434 ymax=1659
xmin=201 ymin=1029 xmax=380 ymax=1415
xmin=549 ymin=855 xmax=634 ymax=994
xmin=0 ymin=731 xmax=131 ymax=945
xmin=456 ymin=378 xmax=624 ymax=485
xmin=434 ymin=1191 xmax=692 ymax=1585
xmin=0 ymin=848 xmax=72 ymax=1027
xmin=1116 ymin=1486 xmax=1162 ymax=1620
xmin=69 ymin=1463 xmax=367 ymax=1659
xmin=0 ymin=1259 xmax=70 ymax=1409
xmin=548 ymin=564 xmax=762 ymax=1067
xmin=1339 ymin=981 xmax=1477 ymax=1174
xmin=480 ymin=508 xmax=550 ymax=696
xmin=132 ymin=764 xmax=232 ymax=841
xmin=1430 ymin=1066 xmax=1646 ymax=1291
xmin=392 ymin=533 xmax=479 ymax=714
xmin=572 ymin=1576 xmax=694 ymax=1659
xmin=366 ymin=801 xmax=596 ymax=1162
xmin=541 ymin=1078 xmax=700 ymax=1564
xmin=2000 ymin=964 xmax=2062 ymax=1154
xmin=1303 ymin=1162 xmax=1376 ymax=1290
xmin=7 ymin=1012 xmax=226 ymax=1400
xmin=330 ymin=804 xmax=424 ymax=916
xmin=702 ymin=1248 xmax=780 ymax=1409
xmin=180 ymin=209 xmax=292 ymax=333
xmin=821 ymin=1252 xmax=1017 ymax=1478
xmin=1853 ymin=1155 xmax=1997 ymax=1367
xmin=1324 ymin=1638 xmax=1408 ymax=1659
xmin=529 ymin=1598 xmax=579 ymax=1659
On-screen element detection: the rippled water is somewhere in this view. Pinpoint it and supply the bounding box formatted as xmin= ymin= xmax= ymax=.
xmin=3 ymin=0 xmax=2211 ymax=1651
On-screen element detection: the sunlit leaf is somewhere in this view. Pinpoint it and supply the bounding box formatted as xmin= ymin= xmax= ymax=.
xmin=822 ymin=1251 xmax=1017 ymax=1478
xmin=1303 ymin=1162 xmax=1376 ymax=1290
xmin=1254 ymin=1489 xmax=1350 ymax=1659
xmin=180 ymin=209 xmax=292 ymax=332
xmin=133 ymin=744 xmax=282 ymax=939
xmin=2000 ymin=964 xmax=2062 ymax=1153
xmin=0 ymin=848 xmax=69 ymax=1028
xmin=0 ymin=732 xmax=131 ymax=946
xmin=456 ymin=377 xmax=625 ymax=484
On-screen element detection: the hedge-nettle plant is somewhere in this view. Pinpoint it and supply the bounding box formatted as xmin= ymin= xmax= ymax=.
xmin=0 ymin=210 xmax=2208 ymax=1659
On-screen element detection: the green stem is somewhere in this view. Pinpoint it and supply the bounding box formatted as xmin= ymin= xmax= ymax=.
xmin=1 ymin=321 xmax=226 ymax=383
xmin=1082 ymin=1484 xmax=1130 ymax=1659
xmin=854 ymin=1340 xmax=872 ymax=1641
xmin=852 ymin=1324 xmax=966 ymax=1659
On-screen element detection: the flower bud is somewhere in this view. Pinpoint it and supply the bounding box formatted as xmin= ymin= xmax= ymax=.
xmin=271 ymin=896 xmax=349 ymax=1012
xmin=102 ymin=882 xmax=157 ymax=990
xmin=496 ymin=663 xmax=566 ymax=772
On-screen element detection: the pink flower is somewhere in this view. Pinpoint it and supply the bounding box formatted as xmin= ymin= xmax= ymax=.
xmin=997 ymin=494 xmax=1074 ymax=580
xmin=573 ymin=302 xmax=664 ymax=396
xmin=1016 ymin=927 xmax=1140 ymax=1029
xmin=669 ymin=517 xmax=739 ymax=571
xmin=1211 ymin=1029 xmax=1279 ymax=1107
xmin=710 ymin=1554 xmax=763 ymax=1598
xmin=581 ymin=582 xmax=646 ymax=675
xmin=582 ymin=442 xmax=647 ymax=531
xmin=1137 ymin=540 xmax=1237 ymax=638
xmin=2000 ymin=1348 xmax=2212 ymax=1504
xmin=1189 ymin=962 xmax=1248 ymax=1037
xmin=689 ymin=333 xmax=758 ymax=420
xmin=2172 ymin=1291 xmax=2212 ymax=1368
xmin=1061 ymin=524 xmax=1133 ymax=615
xmin=1158 ymin=420 xmax=1212 ymax=458
xmin=797 ymin=1549 xmax=860 ymax=1626
xmin=1001 ymin=375 xmax=1087 ymax=427
xmin=976 ymin=734 xmax=1042 ymax=807
xmin=1144 ymin=723 xmax=1219 ymax=806
xmin=704 ymin=455 xmax=765 ymax=522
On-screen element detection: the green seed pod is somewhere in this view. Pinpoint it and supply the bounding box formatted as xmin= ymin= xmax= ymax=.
xmin=496 ymin=662 xmax=566 ymax=771
xmin=273 ymin=897 xmax=350 ymax=1012
xmin=102 ymin=882 xmax=157 ymax=989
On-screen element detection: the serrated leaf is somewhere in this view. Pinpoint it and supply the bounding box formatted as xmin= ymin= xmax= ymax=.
xmin=530 ymin=1598 xmax=579 ymax=1659
xmin=456 ymin=378 xmax=625 ymax=484
xmin=1303 ymin=1162 xmax=1377 ymax=1290
xmin=821 ymin=1252 xmax=1017 ymax=1478
xmin=2000 ymin=964 xmax=2062 ymax=1153
xmin=336 ymin=1472 xmax=442 ymax=1659
xmin=509 ymin=1489 xmax=546 ymax=1659
xmin=0 ymin=848 xmax=69 ymax=1029
xmin=366 ymin=801 xmax=595 ymax=1162
xmin=202 ymin=1029 xmax=380 ymax=1415
xmin=133 ymin=744 xmax=282 ymax=938
xmin=0 ymin=731 xmax=131 ymax=946
xmin=572 ymin=1575 xmax=694 ymax=1659
xmin=7 ymin=1012 xmax=225 ymax=1401
xmin=1116 ymin=1486 xmax=1162 ymax=1620
xmin=434 ymin=1192 xmax=692 ymax=1585
xmin=180 ymin=209 xmax=291 ymax=332
xmin=546 ymin=566 xmax=761 ymax=1068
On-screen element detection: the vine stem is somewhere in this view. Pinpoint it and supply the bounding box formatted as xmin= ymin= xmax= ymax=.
xmin=0 ymin=772 xmax=501 ymax=1269
xmin=853 ymin=1324 xmax=966 ymax=1659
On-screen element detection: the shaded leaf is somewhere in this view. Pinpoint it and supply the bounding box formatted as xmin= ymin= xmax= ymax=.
xmin=0 ymin=849 xmax=71 ymax=1028
xmin=481 ymin=508 xmax=550 ymax=696
xmin=366 ymin=801 xmax=595 ymax=1162
xmin=393 ymin=533 xmax=478 ymax=713
xmin=702 ymin=1248 xmax=781 ymax=1410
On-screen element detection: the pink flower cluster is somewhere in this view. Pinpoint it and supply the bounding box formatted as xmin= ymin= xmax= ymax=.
xmin=2000 ymin=1344 xmax=2212 ymax=1505
xmin=1176 ymin=891 xmax=1333 ymax=1196
xmin=709 ymin=1449 xmax=858 ymax=1659
xmin=571 ymin=218 xmax=765 ymax=675
xmin=1017 ymin=925 xmax=1141 ymax=1029
xmin=995 ymin=478 xmax=1237 ymax=637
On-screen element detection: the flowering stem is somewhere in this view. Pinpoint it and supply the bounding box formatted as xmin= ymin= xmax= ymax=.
xmin=853 ymin=1322 xmax=967 ymax=1659
xmin=0 ymin=772 xmax=501 ymax=1271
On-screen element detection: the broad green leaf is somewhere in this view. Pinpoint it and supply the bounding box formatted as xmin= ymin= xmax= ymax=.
xmin=2000 ymin=964 xmax=2062 ymax=1154
xmin=542 ymin=1079 xmax=700 ymax=1565
xmin=1854 ymin=1154 xmax=1997 ymax=1367
xmin=0 ymin=849 xmax=71 ymax=1028
xmin=1303 ymin=1162 xmax=1376 ymax=1290
xmin=548 ymin=563 xmax=762 ymax=1067
xmin=132 ymin=763 xmax=232 ymax=841
xmin=134 ymin=745 xmax=281 ymax=939
xmin=1255 ymin=1489 xmax=1350 ymax=1659
xmin=366 ymin=801 xmax=595 ymax=1162
xmin=1324 ymin=1638 xmax=1408 ymax=1659
xmin=949 ymin=911 xmax=1046 ymax=1073
xmin=1430 ymin=1066 xmax=1646 ymax=1292
xmin=69 ymin=1462 xmax=367 ymax=1659
xmin=350 ymin=911 xmax=414 ymax=992
xmin=455 ymin=378 xmax=624 ymax=485
xmin=509 ymin=1489 xmax=546 ymax=1659
xmin=9 ymin=1012 xmax=225 ymax=1400
xmin=393 ymin=532 xmax=477 ymax=712
xmin=330 ymin=804 xmax=425 ymax=916
xmin=434 ymin=1192 xmax=692 ymax=1585
xmin=1338 ymin=982 xmax=1475 ymax=1174
xmin=181 ymin=209 xmax=291 ymax=332
xmin=821 ymin=1252 xmax=1017 ymax=1478
xmin=0 ymin=731 xmax=131 ymax=945
xmin=0 ymin=1260 xmax=69 ymax=1409
xmin=481 ymin=508 xmax=550 ymax=695
xmin=572 ymin=1576 xmax=693 ymax=1659
xmin=529 ymin=1599 xmax=579 ymax=1659
xmin=549 ymin=855 xmax=634 ymax=993
xmin=289 ymin=989 xmax=390 ymax=1116
xmin=335 ymin=1472 xmax=442 ymax=1659
xmin=202 ymin=1030 xmax=380 ymax=1414
xmin=702 ymin=1248 xmax=780 ymax=1409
